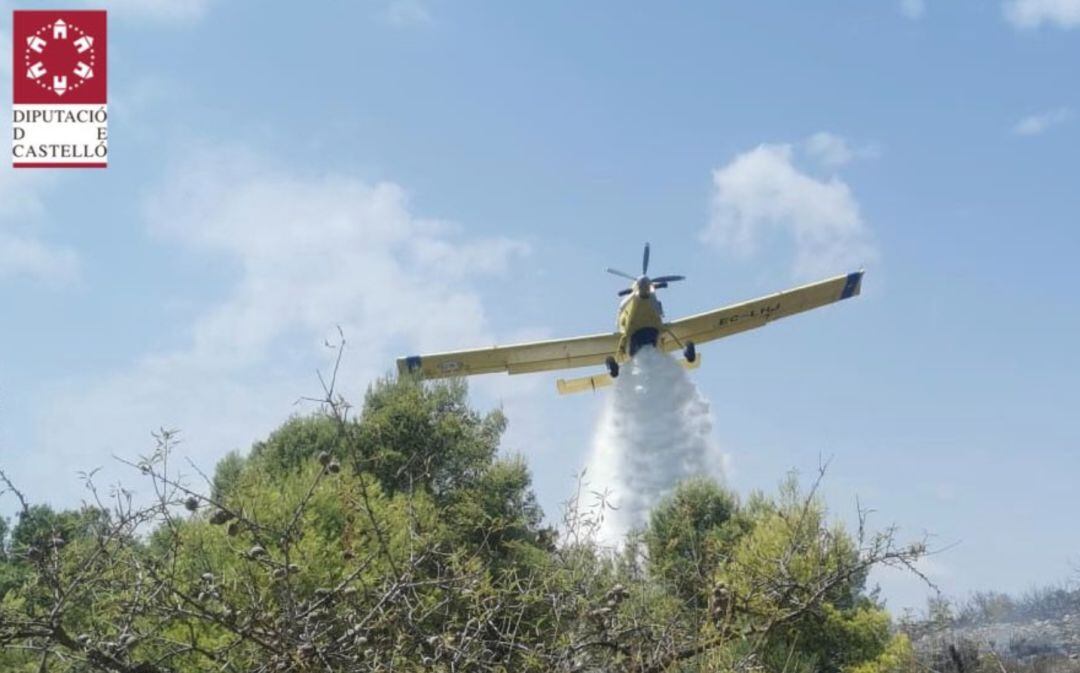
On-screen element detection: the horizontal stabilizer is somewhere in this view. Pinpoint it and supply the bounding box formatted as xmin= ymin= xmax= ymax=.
xmin=682 ymin=353 xmax=702 ymax=370
xmin=555 ymin=353 xmax=701 ymax=395
xmin=556 ymin=373 xmax=614 ymax=395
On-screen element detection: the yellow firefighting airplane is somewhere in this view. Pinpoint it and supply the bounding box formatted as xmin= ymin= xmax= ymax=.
xmin=397 ymin=244 xmax=863 ymax=395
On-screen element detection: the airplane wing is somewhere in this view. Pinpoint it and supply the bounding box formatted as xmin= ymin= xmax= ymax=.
xmin=660 ymin=271 xmax=863 ymax=352
xmin=397 ymin=332 xmax=621 ymax=379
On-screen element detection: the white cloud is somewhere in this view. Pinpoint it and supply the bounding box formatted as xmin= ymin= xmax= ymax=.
xmin=383 ymin=0 xmax=433 ymax=26
xmin=803 ymin=132 xmax=879 ymax=169
xmin=0 ymin=170 xmax=47 ymax=219
xmin=900 ymin=0 xmax=926 ymax=20
xmin=1004 ymin=0 xmax=1080 ymax=28
xmin=0 ymin=234 xmax=80 ymax=284
xmin=807 ymin=131 xmax=855 ymax=168
xmin=24 ymin=148 xmax=529 ymax=503
xmin=142 ymin=148 xmax=527 ymax=364
xmin=704 ymin=138 xmax=878 ymax=279
xmin=805 ymin=132 xmax=856 ymax=168
xmin=0 ymin=153 xmax=82 ymax=286
xmin=1012 ymin=107 xmax=1073 ymax=135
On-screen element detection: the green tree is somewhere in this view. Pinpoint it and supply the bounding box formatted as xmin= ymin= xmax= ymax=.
xmin=352 ymin=377 xmax=507 ymax=501
xmin=218 ymin=377 xmax=547 ymax=564
xmin=645 ymin=474 xmax=918 ymax=673
xmin=644 ymin=476 xmax=742 ymax=606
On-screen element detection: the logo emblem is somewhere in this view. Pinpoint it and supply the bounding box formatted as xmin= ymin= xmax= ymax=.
xmin=12 ymin=10 xmax=108 ymax=168
xmin=23 ymin=18 xmax=99 ymax=98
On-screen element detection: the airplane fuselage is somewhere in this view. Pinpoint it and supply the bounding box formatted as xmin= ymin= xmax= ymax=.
xmin=616 ymin=280 xmax=665 ymax=361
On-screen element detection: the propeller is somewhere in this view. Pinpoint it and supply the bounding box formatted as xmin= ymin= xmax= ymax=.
xmin=609 ymin=243 xmax=687 ymax=297
xmin=607 ymin=268 xmax=637 ymax=281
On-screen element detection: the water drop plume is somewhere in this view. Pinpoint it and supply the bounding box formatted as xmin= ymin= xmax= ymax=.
xmin=585 ymin=346 xmax=725 ymax=546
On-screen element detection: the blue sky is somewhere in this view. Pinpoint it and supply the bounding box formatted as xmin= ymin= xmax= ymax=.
xmin=1 ymin=0 xmax=1079 ymax=612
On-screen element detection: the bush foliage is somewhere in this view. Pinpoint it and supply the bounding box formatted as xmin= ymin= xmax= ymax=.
xmin=0 ymin=375 xmax=926 ymax=672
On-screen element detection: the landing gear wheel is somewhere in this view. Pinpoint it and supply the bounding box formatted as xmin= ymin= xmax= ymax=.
xmin=684 ymin=341 xmax=697 ymax=363
xmin=605 ymin=356 xmax=620 ymax=378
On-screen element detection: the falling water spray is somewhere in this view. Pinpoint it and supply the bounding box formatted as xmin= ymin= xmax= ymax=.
xmin=586 ymin=346 xmax=725 ymax=546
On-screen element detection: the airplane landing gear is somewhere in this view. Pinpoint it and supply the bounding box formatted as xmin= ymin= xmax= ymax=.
xmin=605 ymin=356 xmax=620 ymax=378
xmin=684 ymin=341 xmax=696 ymax=363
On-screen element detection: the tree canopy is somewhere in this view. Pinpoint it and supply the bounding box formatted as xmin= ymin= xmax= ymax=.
xmin=0 ymin=375 xmax=925 ymax=672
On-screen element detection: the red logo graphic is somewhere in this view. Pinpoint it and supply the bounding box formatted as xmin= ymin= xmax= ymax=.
xmin=13 ymin=10 xmax=106 ymax=104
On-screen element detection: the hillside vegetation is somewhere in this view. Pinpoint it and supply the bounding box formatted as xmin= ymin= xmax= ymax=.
xmin=903 ymin=588 xmax=1080 ymax=673
xmin=1 ymin=376 xmax=929 ymax=672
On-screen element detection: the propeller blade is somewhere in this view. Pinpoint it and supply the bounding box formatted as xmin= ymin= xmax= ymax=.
xmin=617 ymin=288 xmax=633 ymax=297
xmin=642 ymin=243 xmax=650 ymax=275
xmin=607 ymin=268 xmax=637 ymax=281
xmin=650 ymin=275 xmax=685 ymax=283
xmin=653 ymin=282 xmax=668 ymax=289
